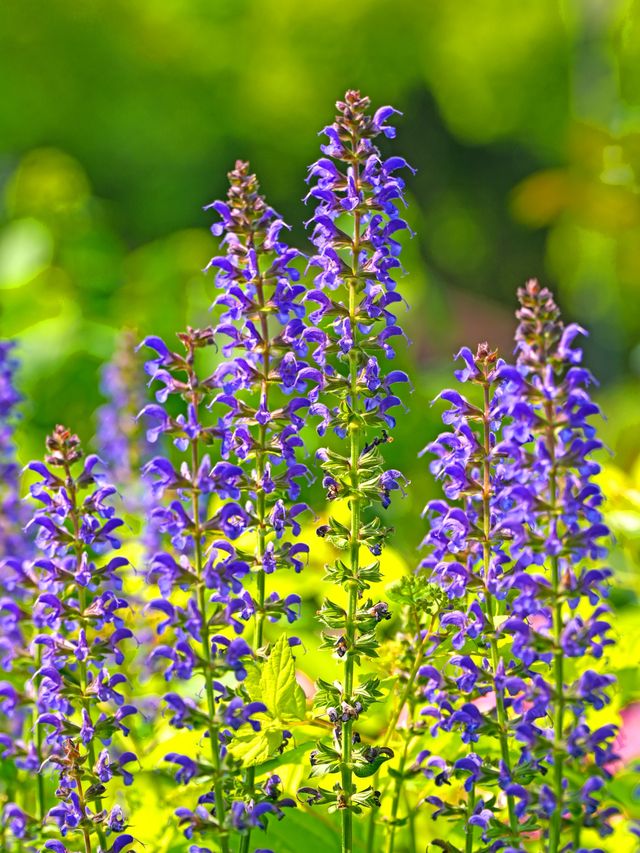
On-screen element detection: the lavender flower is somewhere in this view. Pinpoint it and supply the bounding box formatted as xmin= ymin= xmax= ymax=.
xmin=24 ymin=425 xmax=136 ymax=853
xmin=0 ymin=341 xmax=44 ymax=847
xmin=299 ymin=90 xmax=412 ymax=849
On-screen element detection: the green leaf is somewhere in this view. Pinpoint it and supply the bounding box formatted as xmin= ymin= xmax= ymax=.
xmin=243 ymin=659 xmax=262 ymax=702
xmin=227 ymin=727 xmax=283 ymax=765
xmin=228 ymin=636 xmax=307 ymax=768
xmin=261 ymin=634 xmax=306 ymax=722
xmin=257 ymin=740 xmax=315 ymax=773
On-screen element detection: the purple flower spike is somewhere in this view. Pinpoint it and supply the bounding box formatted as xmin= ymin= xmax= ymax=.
xmin=19 ymin=425 xmax=136 ymax=850
xmin=140 ymin=162 xmax=314 ymax=851
xmin=300 ymin=90 xmax=411 ymax=833
xmin=416 ymin=285 xmax=619 ymax=851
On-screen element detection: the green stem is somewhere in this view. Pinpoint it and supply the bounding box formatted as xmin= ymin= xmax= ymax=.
xmin=404 ymin=788 xmax=417 ymax=853
xmin=238 ymin=250 xmax=270 ymax=853
xmin=191 ymin=438 xmax=230 ymax=853
xmin=34 ymin=644 xmax=46 ymax=822
xmin=545 ymin=401 xmax=564 ymax=853
xmin=572 ymin=810 xmax=581 ymax=851
xmin=385 ymin=734 xmax=411 ymax=853
xmin=480 ymin=382 xmax=518 ymax=839
xmin=64 ymin=463 xmax=108 ymax=852
xmin=340 ymin=160 xmax=362 ymax=853
xmin=465 ymin=780 xmax=477 ymax=853
xmin=74 ymin=772 xmax=93 ymax=853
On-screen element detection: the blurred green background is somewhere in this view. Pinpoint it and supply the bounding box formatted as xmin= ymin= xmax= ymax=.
xmin=2 ymin=0 xmax=640 ymax=848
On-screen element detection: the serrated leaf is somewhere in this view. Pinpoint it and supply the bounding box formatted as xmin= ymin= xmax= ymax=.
xmin=261 ymin=634 xmax=306 ymax=722
xmin=243 ymin=659 xmax=262 ymax=702
xmin=227 ymin=727 xmax=283 ymax=766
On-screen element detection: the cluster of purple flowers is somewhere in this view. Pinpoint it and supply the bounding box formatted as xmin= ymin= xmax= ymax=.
xmin=297 ymin=90 xmax=410 ymax=849
xmin=0 ymin=341 xmax=27 ymax=559
xmin=0 ymin=340 xmax=38 ymax=850
xmin=415 ymin=282 xmax=617 ymax=852
xmin=96 ymin=330 xmax=158 ymax=549
xmin=505 ymin=281 xmax=617 ymax=849
xmin=139 ymin=161 xmax=313 ymax=853
xmin=3 ymin=424 xmax=136 ymax=852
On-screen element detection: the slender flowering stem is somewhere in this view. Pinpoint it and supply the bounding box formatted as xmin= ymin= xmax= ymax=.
xmin=416 ymin=344 xmax=536 ymax=848
xmin=205 ymin=161 xmax=311 ymax=851
xmin=238 ymin=231 xmax=270 ymax=853
xmin=141 ymin=329 xmax=243 ymax=852
xmin=297 ymin=90 xmax=411 ymax=846
xmin=502 ymin=280 xmax=619 ymax=847
xmin=24 ymin=425 xmax=136 ymax=853
xmin=545 ymin=396 xmax=565 ymax=853
xmin=340 ymin=150 xmax=364 ymax=853
xmin=480 ymin=379 xmax=518 ymax=837
xmin=61 ymin=453 xmax=107 ymax=852
xmin=189 ymin=391 xmax=229 ymax=853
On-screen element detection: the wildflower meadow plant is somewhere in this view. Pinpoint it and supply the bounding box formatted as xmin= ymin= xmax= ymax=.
xmin=0 ymin=92 xmax=635 ymax=853
xmin=20 ymin=425 xmax=135 ymax=853
xmin=296 ymin=90 xmax=411 ymax=853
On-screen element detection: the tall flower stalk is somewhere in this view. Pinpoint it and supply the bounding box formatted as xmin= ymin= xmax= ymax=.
xmin=297 ymin=90 xmax=411 ymax=853
xmin=96 ymin=330 xmax=157 ymax=548
xmin=205 ymin=160 xmax=314 ymax=852
xmin=141 ymin=313 xmax=299 ymax=850
xmin=0 ymin=340 xmax=41 ymax=849
xmin=504 ymin=280 xmax=618 ymax=850
xmin=417 ymin=344 xmax=533 ymax=850
xmin=141 ymin=328 xmax=237 ymax=853
xmin=26 ymin=425 xmax=136 ymax=853
xmin=0 ymin=340 xmax=27 ymax=559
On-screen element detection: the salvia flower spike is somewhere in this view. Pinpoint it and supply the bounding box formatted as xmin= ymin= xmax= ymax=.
xmin=26 ymin=425 xmax=136 ymax=853
xmin=418 ymin=343 xmax=531 ymax=849
xmin=299 ymin=90 xmax=412 ymax=853
xmin=205 ymin=160 xmax=314 ymax=851
xmin=506 ymin=280 xmax=618 ymax=850
xmin=0 ymin=340 xmax=42 ymax=847
xmin=140 ymin=327 xmax=236 ymax=853
xmin=0 ymin=340 xmax=28 ymax=560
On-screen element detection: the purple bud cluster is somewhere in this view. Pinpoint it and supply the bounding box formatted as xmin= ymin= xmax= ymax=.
xmin=417 ymin=283 xmax=618 ymax=852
